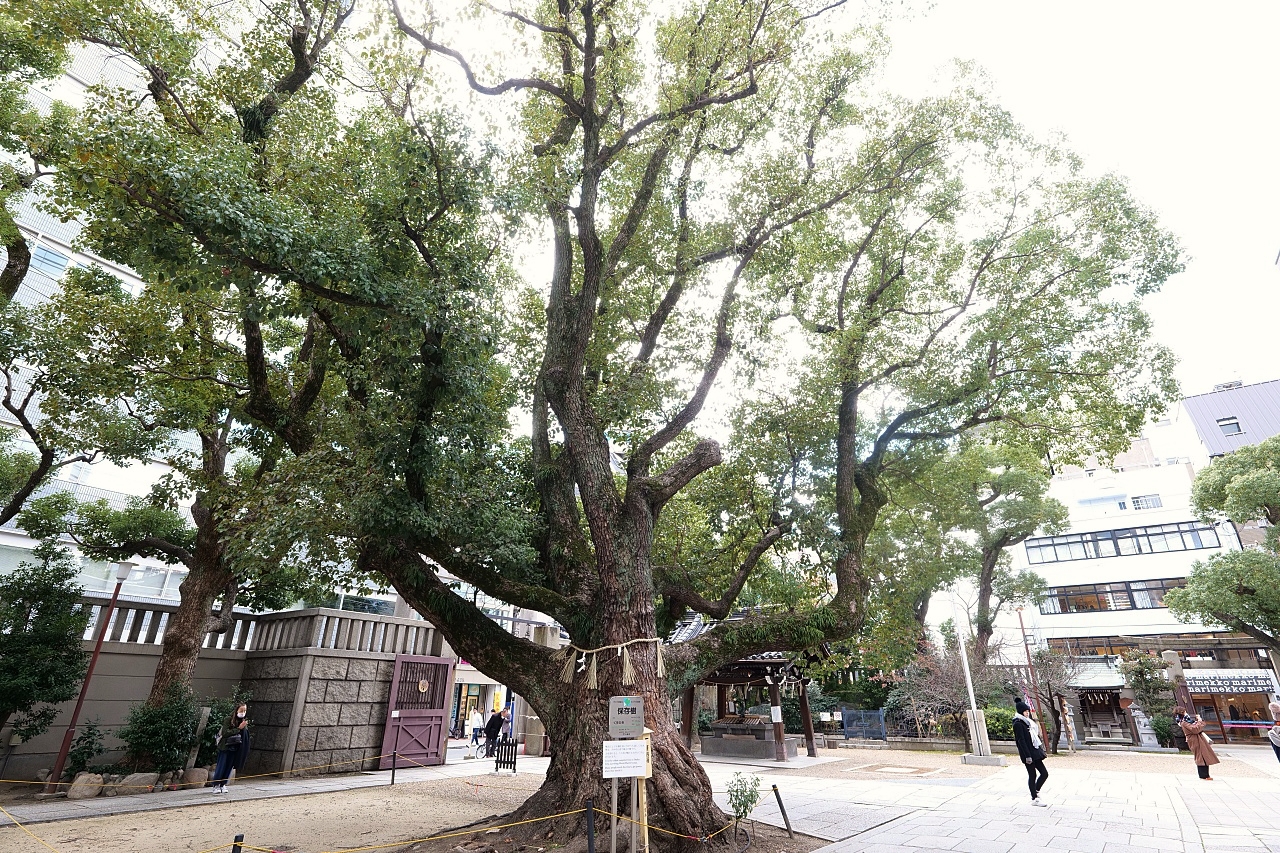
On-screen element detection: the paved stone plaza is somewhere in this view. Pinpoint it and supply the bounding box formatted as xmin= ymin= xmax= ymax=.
xmin=705 ymin=746 xmax=1280 ymax=853
xmin=5 ymin=743 xmax=1279 ymax=853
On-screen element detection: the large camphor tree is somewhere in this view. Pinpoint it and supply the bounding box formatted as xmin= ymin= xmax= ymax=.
xmin=37 ymin=0 xmax=1182 ymax=846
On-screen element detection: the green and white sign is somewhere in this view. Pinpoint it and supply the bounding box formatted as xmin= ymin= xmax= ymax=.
xmin=608 ymin=695 xmax=645 ymax=738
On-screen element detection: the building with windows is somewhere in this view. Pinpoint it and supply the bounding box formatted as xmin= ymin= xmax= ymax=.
xmin=992 ymin=381 xmax=1280 ymax=746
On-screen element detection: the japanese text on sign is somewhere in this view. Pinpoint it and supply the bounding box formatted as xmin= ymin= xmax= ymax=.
xmin=608 ymin=695 xmax=645 ymax=738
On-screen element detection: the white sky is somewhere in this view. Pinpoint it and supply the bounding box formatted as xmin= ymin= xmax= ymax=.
xmin=879 ymin=1 xmax=1280 ymax=398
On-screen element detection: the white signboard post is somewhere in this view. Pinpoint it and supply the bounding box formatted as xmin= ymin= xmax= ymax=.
xmin=604 ymin=697 xmax=650 ymax=853
xmin=602 ymin=739 xmax=650 ymax=778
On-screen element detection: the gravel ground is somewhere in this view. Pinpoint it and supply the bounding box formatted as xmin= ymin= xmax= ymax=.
xmin=763 ymin=746 xmax=1275 ymax=780
xmin=4 ymin=775 xmax=541 ymax=853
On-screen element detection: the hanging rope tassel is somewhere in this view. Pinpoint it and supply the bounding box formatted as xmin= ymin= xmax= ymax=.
xmin=586 ymin=652 xmax=598 ymax=689
xmin=655 ymin=641 xmax=665 ymax=678
xmin=558 ymin=647 xmax=576 ymax=684
xmin=620 ymin=645 xmax=636 ymax=685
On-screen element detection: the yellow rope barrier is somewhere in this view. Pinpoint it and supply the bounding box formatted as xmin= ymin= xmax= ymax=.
xmin=0 ymin=752 xmax=396 ymax=791
xmin=593 ymin=807 xmax=726 ymax=841
xmin=0 ymin=803 xmax=64 ymax=853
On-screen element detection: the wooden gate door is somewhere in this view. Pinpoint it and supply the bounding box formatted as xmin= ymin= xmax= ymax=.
xmin=378 ymin=655 xmax=456 ymax=769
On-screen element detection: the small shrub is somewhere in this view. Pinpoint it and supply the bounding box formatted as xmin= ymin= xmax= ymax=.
xmin=983 ymin=706 xmax=1015 ymax=741
xmin=65 ymin=720 xmax=106 ymax=778
xmin=117 ymin=684 xmax=200 ymax=774
xmin=726 ymin=772 xmax=761 ymax=823
xmin=781 ymin=684 xmax=839 ymax=733
xmin=696 ymin=707 xmax=715 ymax=734
xmin=1149 ymin=714 xmax=1174 ymax=748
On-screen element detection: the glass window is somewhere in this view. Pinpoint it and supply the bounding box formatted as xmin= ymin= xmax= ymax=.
xmin=1217 ymin=417 xmax=1243 ymax=436
xmin=1065 ymin=589 xmax=1107 ymax=612
xmin=1025 ymin=523 xmax=1220 ymax=564
xmin=1042 ymin=578 xmax=1186 ymax=614
xmin=1101 ymin=584 xmax=1133 ymax=610
xmin=30 ymin=244 xmax=69 ymax=277
xmin=1132 ymin=494 xmax=1162 ymax=510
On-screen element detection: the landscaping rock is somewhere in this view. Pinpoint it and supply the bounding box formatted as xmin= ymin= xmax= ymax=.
xmin=182 ymin=767 xmax=209 ymax=787
xmin=34 ymin=768 xmax=50 ymax=782
xmin=118 ymin=772 xmax=160 ymax=795
xmin=66 ymin=773 xmax=104 ymax=800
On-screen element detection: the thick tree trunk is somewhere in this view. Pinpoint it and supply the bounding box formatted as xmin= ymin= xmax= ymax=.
xmin=972 ymin=549 xmax=999 ymax=663
xmin=147 ymin=556 xmax=231 ymax=705
xmin=515 ymin=651 xmax=726 ymax=852
xmin=1046 ymin=702 xmax=1062 ymax=755
xmin=1 ymin=232 xmax=31 ymax=302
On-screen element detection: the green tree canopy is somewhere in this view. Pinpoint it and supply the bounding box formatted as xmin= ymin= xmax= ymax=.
xmin=0 ymin=508 xmax=90 ymax=739
xmin=1191 ymin=434 xmax=1280 ymax=546
xmin=1165 ymin=549 xmax=1280 ymax=661
xmin=32 ymin=0 xmax=1183 ymax=840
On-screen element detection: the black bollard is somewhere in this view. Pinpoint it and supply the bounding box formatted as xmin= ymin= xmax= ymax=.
xmin=391 ymin=750 xmax=397 ymax=786
xmin=586 ymin=798 xmax=596 ymax=853
xmin=232 ymin=833 xmax=245 ymax=853
xmin=771 ymin=785 xmax=794 ymax=839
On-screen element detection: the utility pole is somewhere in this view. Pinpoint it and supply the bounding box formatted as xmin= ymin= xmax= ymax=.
xmin=1017 ymin=607 xmax=1049 ymax=746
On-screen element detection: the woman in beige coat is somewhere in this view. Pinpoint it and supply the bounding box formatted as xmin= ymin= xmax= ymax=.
xmin=1174 ymin=705 xmax=1219 ymax=780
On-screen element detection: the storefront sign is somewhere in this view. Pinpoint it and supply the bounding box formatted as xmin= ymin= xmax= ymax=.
xmin=1185 ymin=672 xmax=1277 ymax=695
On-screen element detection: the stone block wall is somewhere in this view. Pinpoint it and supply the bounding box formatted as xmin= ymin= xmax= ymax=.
xmin=239 ymin=654 xmax=304 ymax=776
xmin=291 ymin=655 xmax=394 ymax=776
xmin=239 ymin=649 xmax=398 ymax=777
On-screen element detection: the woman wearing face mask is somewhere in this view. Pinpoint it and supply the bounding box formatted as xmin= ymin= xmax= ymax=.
xmin=1174 ymin=705 xmax=1218 ymax=781
xmin=211 ymin=704 xmax=251 ymax=794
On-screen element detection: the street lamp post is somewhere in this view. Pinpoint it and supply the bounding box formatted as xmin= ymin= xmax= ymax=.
xmin=45 ymin=561 xmax=133 ymax=793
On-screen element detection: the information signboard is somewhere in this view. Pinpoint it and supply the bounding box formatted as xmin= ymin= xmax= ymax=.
xmin=602 ymin=739 xmax=651 ymax=779
xmin=608 ymin=695 xmax=645 ymax=738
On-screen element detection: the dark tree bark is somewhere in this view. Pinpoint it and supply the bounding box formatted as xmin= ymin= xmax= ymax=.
xmin=972 ymin=544 xmax=1004 ymax=664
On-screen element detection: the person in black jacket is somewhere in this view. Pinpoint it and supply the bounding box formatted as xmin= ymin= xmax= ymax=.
xmin=211 ymin=704 xmax=251 ymax=794
xmin=1012 ymin=698 xmax=1048 ymax=805
xmin=483 ymin=709 xmax=504 ymax=757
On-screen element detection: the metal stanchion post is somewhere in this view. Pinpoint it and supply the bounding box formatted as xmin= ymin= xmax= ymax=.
xmin=630 ymin=779 xmax=637 ymax=853
xmin=391 ymin=750 xmax=397 ymax=786
xmin=586 ymin=798 xmax=596 ymax=853
xmin=611 ymin=778 xmax=618 ymax=853
xmin=771 ymin=785 xmax=794 ymax=839
xmin=232 ymin=833 xmax=244 ymax=853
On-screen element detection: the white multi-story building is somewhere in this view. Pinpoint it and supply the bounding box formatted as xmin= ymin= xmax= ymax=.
xmin=991 ymin=380 xmax=1280 ymax=746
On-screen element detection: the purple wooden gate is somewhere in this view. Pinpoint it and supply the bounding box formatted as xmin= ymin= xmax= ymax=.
xmin=378 ymin=655 xmax=456 ymax=769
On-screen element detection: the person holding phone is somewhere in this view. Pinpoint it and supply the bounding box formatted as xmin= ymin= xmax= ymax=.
xmin=1013 ymin=699 xmax=1049 ymax=806
xmin=1174 ymin=705 xmax=1218 ymax=780
xmin=211 ymin=703 xmax=251 ymax=794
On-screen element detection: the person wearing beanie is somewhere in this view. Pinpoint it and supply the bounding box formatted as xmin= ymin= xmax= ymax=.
xmin=1012 ymin=698 xmax=1048 ymax=805
xmin=1174 ymin=705 xmax=1219 ymax=780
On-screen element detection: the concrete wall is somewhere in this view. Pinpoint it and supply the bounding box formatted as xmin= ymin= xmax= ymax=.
xmin=2 ymin=643 xmax=246 ymax=780
xmin=0 ymin=604 xmax=475 ymax=783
